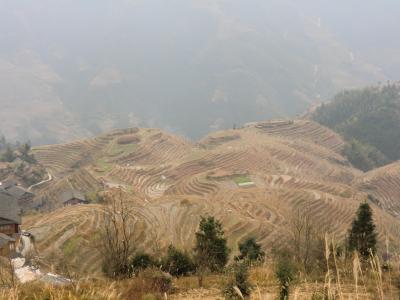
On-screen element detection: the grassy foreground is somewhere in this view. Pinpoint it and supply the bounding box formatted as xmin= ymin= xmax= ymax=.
xmin=1 ymin=259 xmax=399 ymax=300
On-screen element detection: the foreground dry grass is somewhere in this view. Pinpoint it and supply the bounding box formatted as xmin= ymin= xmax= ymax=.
xmin=1 ymin=261 xmax=400 ymax=300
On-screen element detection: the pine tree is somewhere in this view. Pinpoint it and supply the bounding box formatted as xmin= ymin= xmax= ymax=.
xmin=347 ymin=202 xmax=377 ymax=259
xmin=2 ymin=145 xmax=15 ymax=162
xmin=194 ymin=216 xmax=229 ymax=273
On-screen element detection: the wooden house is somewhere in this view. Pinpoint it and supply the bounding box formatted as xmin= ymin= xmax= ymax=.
xmin=61 ymin=190 xmax=89 ymax=207
xmin=0 ymin=179 xmax=34 ymax=208
xmin=0 ymin=190 xmax=21 ymax=256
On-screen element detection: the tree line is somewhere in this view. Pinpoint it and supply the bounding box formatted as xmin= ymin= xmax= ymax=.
xmin=0 ymin=135 xmax=36 ymax=164
xmin=312 ymin=83 xmax=400 ymax=171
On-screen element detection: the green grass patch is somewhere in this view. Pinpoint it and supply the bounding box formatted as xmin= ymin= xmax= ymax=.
xmin=107 ymin=141 xmax=137 ymax=157
xmin=95 ymin=158 xmax=112 ymax=173
xmin=62 ymin=236 xmax=82 ymax=257
xmin=339 ymin=190 xmax=352 ymax=198
xmin=89 ymin=232 xmax=102 ymax=243
xmin=233 ymin=176 xmax=252 ymax=185
xmin=181 ymin=150 xmax=207 ymax=163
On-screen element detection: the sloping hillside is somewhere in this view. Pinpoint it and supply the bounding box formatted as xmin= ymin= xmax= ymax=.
xmin=354 ymin=161 xmax=400 ymax=216
xmin=23 ymin=120 xmax=400 ymax=274
xmin=0 ymin=56 xmax=89 ymax=144
xmin=311 ymin=84 xmax=400 ymax=170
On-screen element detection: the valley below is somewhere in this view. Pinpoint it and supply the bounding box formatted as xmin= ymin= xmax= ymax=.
xmin=21 ymin=118 xmax=400 ymax=276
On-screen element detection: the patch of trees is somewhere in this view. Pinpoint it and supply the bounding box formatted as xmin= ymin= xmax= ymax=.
xmin=342 ymin=139 xmax=388 ymax=171
xmin=0 ymin=135 xmax=36 ymax=164
xmin=312 ymin=83 xmax=400 ymax=170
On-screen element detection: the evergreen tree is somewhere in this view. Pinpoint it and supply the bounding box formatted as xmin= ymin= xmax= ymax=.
xmin=2 ymin=145 xmax=15 ymax=162
xmin=235 ymin=237 xmax=265 ymax=263
xmin=347 ymin=202 xmax=377 ymax=259
xmin=194 ymin=216 xmax=230 ymax=273
xmin=19 ymin=142 xmax=36 ymax=163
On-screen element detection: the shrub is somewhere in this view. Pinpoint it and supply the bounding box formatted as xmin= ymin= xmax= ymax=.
xmin=275 ymin=257 xmax=295 ymax=300
xmin=162 ymin=245 xmax=196 ymax=277
xmin=223 ymin=262 xmax=252 ymax=299
xmin=130 ymin=252 xmax=156 ymax=275
xmin=235 ymin=237 xmax=265 ymax=264
xmin=123 ymin=269 xmax=172 ymax=299
xmin=139 ymin=268 xmax=172 ymax=293
xmin=194 ymin=216 xmax=230 ymax=273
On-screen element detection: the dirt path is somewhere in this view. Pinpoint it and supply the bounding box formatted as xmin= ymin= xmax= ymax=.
xmin=28 ymin=172 xmax=52 ymax=191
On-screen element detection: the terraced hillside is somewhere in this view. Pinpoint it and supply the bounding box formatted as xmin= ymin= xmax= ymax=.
xmin=354 ymin=162 xmax=400 ymax=216
xmin=24 ymin=120 xmax=400 ymax=274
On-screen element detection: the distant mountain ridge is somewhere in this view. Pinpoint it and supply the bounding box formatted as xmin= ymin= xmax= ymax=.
xmin=0 ymin=0 xmax=395 ymax=144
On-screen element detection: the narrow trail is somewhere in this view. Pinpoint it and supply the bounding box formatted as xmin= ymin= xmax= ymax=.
xmin=28 ymin=172 xmax=52 ymax=191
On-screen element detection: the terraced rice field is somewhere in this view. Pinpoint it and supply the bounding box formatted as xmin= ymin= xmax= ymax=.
xmin=354 ymin=162 xmax=400 ymax=216
xmin=25 ymin=120 xmax=400 ymax=273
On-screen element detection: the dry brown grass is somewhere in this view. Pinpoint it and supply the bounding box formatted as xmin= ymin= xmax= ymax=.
xmin=3 ymin=259 xmax=400 ymax=300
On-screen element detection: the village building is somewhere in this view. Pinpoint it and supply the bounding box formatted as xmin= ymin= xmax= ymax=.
xmin=61 ymin=190 xmax=89 ymax=207
xmin=0 ymin=190 xmax=21 ymax=256
xmin=0 ymin=179 xmax=34 ymax=208
xmin=0 ymin=233 xmax=16 ymax=256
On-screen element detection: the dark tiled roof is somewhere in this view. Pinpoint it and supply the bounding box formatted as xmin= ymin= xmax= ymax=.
xmin=0 ymin=190 xmax=21 ymax=224
xmin=5 ymin=185 xmax=33 ymax=199
xmin=60 ymin=190 xmax=85 ymax=203
xmin=0 ymin=179 xmax=17 ymax=190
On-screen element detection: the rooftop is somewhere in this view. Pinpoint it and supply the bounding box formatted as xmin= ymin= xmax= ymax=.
xmin=0 ymin=190 xmax=21 ymax=224
xmin=60 ymin=190 xmax=85 ymax=203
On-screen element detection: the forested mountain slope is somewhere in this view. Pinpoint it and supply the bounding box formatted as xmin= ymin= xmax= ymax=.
xmin=311 ymin=84 xmax=400 ymax=171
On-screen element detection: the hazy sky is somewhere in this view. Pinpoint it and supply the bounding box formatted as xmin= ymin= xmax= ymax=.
xmin=1 ymin=0 xmax=399 ymax=144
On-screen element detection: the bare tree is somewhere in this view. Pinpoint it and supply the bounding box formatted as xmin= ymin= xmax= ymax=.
xmin=98 ymin=188 xmax=135 ymax=278
xmin=290 ymin=208 xmax=323 ymax=273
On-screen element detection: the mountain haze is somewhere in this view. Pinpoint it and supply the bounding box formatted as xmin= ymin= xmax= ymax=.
xmin=1 ymin=0 xmax=397 ymax=143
